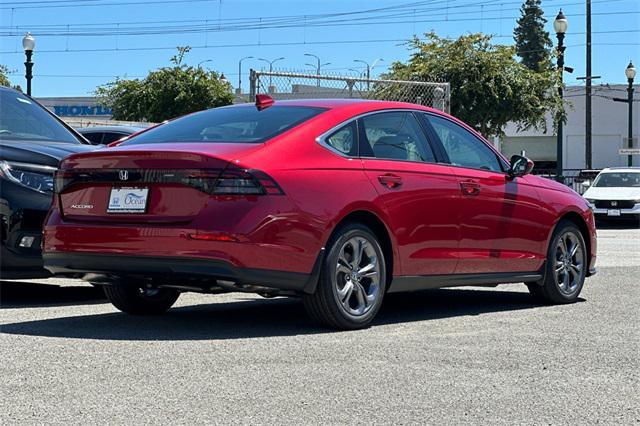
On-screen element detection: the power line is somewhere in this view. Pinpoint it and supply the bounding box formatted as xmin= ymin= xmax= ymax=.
xmin=1 ymin=9 xmax=637 ymax=37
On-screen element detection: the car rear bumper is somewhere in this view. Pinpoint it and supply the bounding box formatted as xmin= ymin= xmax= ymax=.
xmin=43 ymin=251 xmax=323 ymax=294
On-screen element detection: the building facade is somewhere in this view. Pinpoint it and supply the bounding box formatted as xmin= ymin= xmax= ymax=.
xmin=500 ymin=84 xmax=639 ymax=169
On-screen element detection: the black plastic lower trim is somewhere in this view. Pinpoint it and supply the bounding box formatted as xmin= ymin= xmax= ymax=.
xmin=389 ymin=271 xmax=544 ymax=293
xmin=43 ymin=252 xmax=322 ymax=293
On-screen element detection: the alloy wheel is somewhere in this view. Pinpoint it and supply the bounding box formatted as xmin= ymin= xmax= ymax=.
xmin=554 ymin=232 xmax=584 ymax=295
xmin=334 ymin=236 xmax=381 ymax=317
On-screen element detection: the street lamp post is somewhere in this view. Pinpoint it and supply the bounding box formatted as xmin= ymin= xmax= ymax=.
xmin=197 ymin=59 xmax=213 ymax=69
xmin=625 ymin=61 xmax=636 ymax=166
xmin=22 ymin=32 xmax=35 ymax=96
xmin=353 ymin=58 xmax=383 ymax=91
xmin=554 ymin=10 xmax=568 ymax=183
xmin=258 ymin=57 xmax=285 ymax=93
xmin=237 ymin=56 xmax=253 ymax=95
xmin=304 ymin=53 xmax=330 ymax=87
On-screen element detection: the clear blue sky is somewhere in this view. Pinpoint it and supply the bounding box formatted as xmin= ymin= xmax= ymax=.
xmin=1 ymin=0 xmax=639 ymax=97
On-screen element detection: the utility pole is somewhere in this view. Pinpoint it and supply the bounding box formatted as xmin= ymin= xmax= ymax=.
xmin=585 ymin=0 xmax=592 ymax=169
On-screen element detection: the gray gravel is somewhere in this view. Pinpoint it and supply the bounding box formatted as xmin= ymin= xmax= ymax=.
xmin=1 ymin=226 xmax=639 ymax=425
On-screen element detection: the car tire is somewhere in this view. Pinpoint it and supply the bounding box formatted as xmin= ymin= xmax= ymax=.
xmin=303 ymin=223 xmax=387 ymax=330
xmin=527 ymin=220 xmax=587 ymax=305
xmin=103 ymin=283 xmax=179 ymax=315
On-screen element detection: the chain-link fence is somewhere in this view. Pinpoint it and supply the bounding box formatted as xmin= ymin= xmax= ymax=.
xmin=249 ymin=70 xmax=450 ymax=113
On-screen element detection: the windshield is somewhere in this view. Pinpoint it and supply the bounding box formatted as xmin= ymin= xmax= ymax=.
xmin=122 ymin=105 xmax=326 ymax=145
xmin=0 ymin=89 xmax=80 ymax=144
xmin=592 ymin=172 xmax=640 ymax=187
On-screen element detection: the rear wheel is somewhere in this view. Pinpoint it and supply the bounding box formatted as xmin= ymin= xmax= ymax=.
xmin=303 ymin=223 xmax=386 ymax=330
xmin=103 ymin=283 xmax=179 ymax=315
xmin=527 ymin=220 xmax=587 ymax=304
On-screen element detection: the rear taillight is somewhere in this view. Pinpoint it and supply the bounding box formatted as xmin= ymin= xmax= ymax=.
xmin=213 ymin=168 xmax=283 ymax=195
xmin=54 ymin=167 xmax=283 ymax=196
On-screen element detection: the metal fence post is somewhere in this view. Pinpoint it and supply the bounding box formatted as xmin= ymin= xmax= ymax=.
xmin=249 ymin=69 xmax=257 ymax=102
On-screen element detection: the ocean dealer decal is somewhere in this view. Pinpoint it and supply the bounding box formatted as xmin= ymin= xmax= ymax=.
xmin=107 ymin=187 xmax=149 ymax=213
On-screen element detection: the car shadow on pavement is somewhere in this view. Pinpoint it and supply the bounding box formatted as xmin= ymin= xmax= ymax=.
xmin=596 ymin=219 xmax=640 ymax=229
xmin=0 ymin=281 xmax=106 ymax=309
xmin=1 ymin=286 xmax=575 ymax=340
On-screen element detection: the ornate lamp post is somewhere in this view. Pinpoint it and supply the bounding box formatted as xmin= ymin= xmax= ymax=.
xmin=625 ymin=62 xmax=636 ymax=166
xmin=22 ymin=32 xmax=36 ymax=96
xmin=554 ymin=10 xmax=568 ymax=182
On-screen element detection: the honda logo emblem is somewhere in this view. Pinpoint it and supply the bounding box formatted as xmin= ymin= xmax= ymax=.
xmin=611 ymin=201 xmax=617 ymax=207
xmin=119 ymin=170 xmax=129 ymax=181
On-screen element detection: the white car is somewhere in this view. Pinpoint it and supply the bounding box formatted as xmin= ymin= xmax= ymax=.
xmin=582 ymin=167 xmax=640 ymax=221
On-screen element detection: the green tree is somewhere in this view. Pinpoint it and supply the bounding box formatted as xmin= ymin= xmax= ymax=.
xmin=1 ymin=65 xmax=12 ymax=87
xmin=382 ymin=33 xmax=562 ymax=138
xmin=96 ymin=47 xmax=234 ymax=122
xmin=514 ymin=0 xmax=552 ymax=72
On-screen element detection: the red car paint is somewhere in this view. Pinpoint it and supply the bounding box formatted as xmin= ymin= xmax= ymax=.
xmin=43 ymin=99 xmax=596 ymax=288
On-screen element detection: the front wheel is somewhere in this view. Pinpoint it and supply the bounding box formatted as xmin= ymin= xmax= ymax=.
xmin=303 ymin=223 xmax=386 ymax=330
xmin=527 ymin=220 xmax=587 ymax=304
xmin=103 ymin=283 xmax=179 ymax=315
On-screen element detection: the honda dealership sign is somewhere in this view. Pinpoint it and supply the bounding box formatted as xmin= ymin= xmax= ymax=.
xmin=36 ymin=96 xmax=113 ymax=118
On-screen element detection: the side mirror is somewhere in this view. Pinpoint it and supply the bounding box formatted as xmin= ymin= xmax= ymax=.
xmin=508 ymin=154 xmax=534 ymax=178
xmin=582 ymin=180 xmax=591 ymax=188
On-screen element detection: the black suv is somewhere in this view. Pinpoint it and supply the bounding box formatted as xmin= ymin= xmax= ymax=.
xmin=0 ymin=87 xmax=96 ymax=278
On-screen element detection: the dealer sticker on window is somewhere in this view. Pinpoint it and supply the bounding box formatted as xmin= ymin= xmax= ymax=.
xmin=107 ymin=187 xmax=149 ymax=213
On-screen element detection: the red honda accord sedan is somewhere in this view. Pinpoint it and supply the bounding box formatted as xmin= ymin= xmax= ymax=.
xmin=43 ymin=98 xmax=597 ymax=329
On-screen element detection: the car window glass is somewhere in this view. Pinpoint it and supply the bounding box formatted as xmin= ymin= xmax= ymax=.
xmin=361 ymin=112 xmax=435 ymax=162
xmin=101 ymin=133 xmax=126 ymax=144
xmin=325 ymin=122 xmax=357 ymax=155
xmin=427 ymin=114 xmax=502 ymax=172
xmin=593 ymin=172 xmax=640 ymax=187
xmin=123 ymin=106 xmax=326 ymax=145
xmin=0 ymin=90 xmax=79 ymax=144
xmin=82 ymin=132 xmax=104 ymax=144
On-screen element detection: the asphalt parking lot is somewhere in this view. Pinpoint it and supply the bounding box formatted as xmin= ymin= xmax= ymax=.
xmin=1 ymin=225 xmax=639 ymax=424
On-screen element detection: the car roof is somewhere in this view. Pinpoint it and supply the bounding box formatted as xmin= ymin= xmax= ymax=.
xmin=601 ymin=167 xmax=640 ymax=173
xmin=230 ymin=98 xmax=443 ymax=113
xmin=78 ymin=125 xmax=148 ymax=134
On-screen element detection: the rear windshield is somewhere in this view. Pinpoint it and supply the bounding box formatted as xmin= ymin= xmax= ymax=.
xmin=0 ymin=89 xmax=80 ymax=144
xmin=122 ymin=105 xmax=326 ymax=145
xmin=592 ymin=172 xmax=640 ymax=187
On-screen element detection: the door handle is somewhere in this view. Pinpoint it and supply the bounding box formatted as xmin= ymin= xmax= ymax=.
xmin=460 ymin=180 xmax=480 ymax=196
xmin=378 ymin=174 xmax=403 ymax=189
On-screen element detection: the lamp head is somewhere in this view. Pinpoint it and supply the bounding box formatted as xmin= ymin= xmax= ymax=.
xmin=554 ymin=9 xmax=568 ymax=34
xmin=625 ymin=61 xmax=636 ymax=80
xmin=22 ymin=32 xmax=35 ymax=52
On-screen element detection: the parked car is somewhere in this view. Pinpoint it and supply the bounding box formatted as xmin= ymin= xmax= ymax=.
xmin=43 ymin=97 xmax=597 ymax=329
xmin=0 ymin=86 xmax=96 ymax=278
xmin=78 ymin=125 xmax=148 ymax=145
xmin=582 ymin=167 xmax=640 ymax=223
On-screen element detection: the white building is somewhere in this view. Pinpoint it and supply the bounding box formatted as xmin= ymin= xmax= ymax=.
xmin=500 ymin=84 xmax=639 ymax=170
